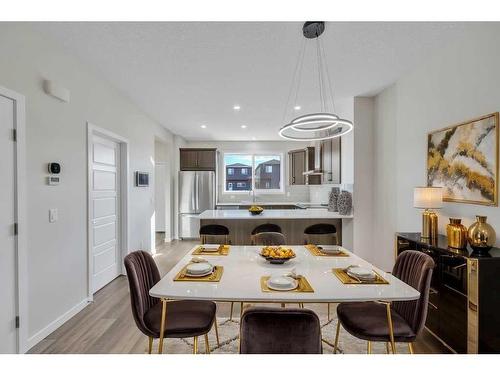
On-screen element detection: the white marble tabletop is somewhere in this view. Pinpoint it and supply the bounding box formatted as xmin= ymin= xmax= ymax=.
xmin=199 ymin=209 xmax=353 ymax=220
xmin=149 ymin=245 xmax=419 ymax=303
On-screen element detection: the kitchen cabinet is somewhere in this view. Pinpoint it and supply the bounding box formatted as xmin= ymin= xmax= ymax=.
xmin=288 ymin=149 xmax=306 ymax=185
xmin=180 ymin=148 xmax=216 ymax=171
xmin=321 ymin=138 xmax=341 ymax=183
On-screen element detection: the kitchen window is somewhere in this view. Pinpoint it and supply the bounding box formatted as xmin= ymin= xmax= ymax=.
xmin=223 ymin=153 xmax=283 ymax=193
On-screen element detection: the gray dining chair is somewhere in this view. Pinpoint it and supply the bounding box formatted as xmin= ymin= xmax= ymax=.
xmin=253 ymin=232 xmax=286 ymax=246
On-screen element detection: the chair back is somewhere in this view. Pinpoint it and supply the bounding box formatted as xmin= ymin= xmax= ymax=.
xmin=304 ymin=223 xmax=337 ymax=245
xmin=392 ymin=250 xmax=435 ymax=335
xmin=240 ymin=307 xmax=322 ymax=354
xmin=253 ymin=232 xmax=286 ymax=246
xmin=251 ymin=223 xmax=282 ymax=235
xmin=124 ymin=251 xmax=161 ymax=337
xmin=199 ymin=224 xmax=229 ymax=236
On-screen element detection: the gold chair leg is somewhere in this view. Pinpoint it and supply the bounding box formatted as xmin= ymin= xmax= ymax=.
xmin=213 ymin=318 xmax=220 ymax=347
xmin=148 ymin=337 xmax=153 ymax=354
xmin=333 ymin=320 xmax=341 ymax=354
xmin=158 ymin=299 xmax=167 ymax=354
xmin=229 ymin=302 xmax=234 ymax=321
xmin=280 ymin=303 xmax=286 ymax=308
xmin=327 ymin=303 xmax=331 ymax=321
xmin=385 ymin=342 xmax=390 ymax=354
xmin=204 ymin=334 xmax=210 ymax=354
xmin=367 ymin=341 xmax=372 ymax=354
xmin=193 ymin=336 xmax=198 ymax=354
xmin=385 ymin=302 xmax=396 ymax=354
xmin=408 ymin=342 xmax=414 ymax=354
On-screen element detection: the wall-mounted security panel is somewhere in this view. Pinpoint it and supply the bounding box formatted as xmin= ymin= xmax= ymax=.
xmin=135 ymin=171 xmax=149 ymax=187
xmin=47 ymin=176 xmax=60 ymax=186
xmin=43 ymin=80 xmax=70 ymax=103
xmin=48 ymin=162 xmax=61 ymax=174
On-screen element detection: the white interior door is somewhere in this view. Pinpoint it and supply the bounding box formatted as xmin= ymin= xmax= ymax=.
xmin=0 ymin=94 xmax=17 ymax=353
xmin=90 ymin=135 xmax=121 ymax=293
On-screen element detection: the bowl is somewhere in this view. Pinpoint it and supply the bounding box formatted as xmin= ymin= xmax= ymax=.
xmin=248 ymin=205 xmax=264 ymax=215
xmin=259 ymin=247 xmax=296 ymax=264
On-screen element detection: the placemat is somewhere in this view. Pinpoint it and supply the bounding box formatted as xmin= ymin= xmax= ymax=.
xmin=305 ymin=244 xmax=350 ymax=257
xmin=192 ymin=245 xmax=230 ymax=256
xmin=173 ymin=265 xmax=224 ymax=282
xmin=332 ymin=268 xmax=389 ymax=285
xmin=260 ymin=276 xmax=314 ymax=293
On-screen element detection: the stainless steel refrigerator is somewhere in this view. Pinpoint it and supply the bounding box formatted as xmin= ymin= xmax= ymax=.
xmin=178 ymin=171 xmax=216 ymax=239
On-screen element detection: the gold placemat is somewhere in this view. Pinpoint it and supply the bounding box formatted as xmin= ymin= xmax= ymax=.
xmin=305 ymin=244 xmax=350 ymax=257
xmin=332 ymin=268 xmax=389 ymax=285
xmin=174 ymin=265 xmax=224 ymax=282
xmin=192 ymin=245 xmax=230 ymax=256
xmin=260 ymin=276 xmax=314 ymax=293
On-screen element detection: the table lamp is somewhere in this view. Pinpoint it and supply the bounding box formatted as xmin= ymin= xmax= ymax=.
xmin=414 ymin=187 xmax=443 ymax=239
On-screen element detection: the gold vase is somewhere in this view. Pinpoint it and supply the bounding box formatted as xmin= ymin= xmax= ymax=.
xmin=467 ymin=215 xmax=496 ymax=254
xmin=446 ymin=218 xmax=468 ymax=249
xmin=421 ymin=209 xmax=438 ymax=239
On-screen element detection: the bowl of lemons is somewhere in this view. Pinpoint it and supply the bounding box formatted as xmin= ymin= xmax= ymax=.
xmin=248 ymin=205 xmax=264 ymax=215
xmin=260 ymin=246 xmax=296 ymax=264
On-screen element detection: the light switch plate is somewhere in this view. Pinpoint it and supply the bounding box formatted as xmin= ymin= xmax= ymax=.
xmin=49 ymin=208 xmax=58 ymax=223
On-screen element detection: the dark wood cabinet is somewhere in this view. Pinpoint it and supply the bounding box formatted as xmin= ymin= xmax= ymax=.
xmin=180 ymin=148 xmax=216 ymax=171
xmin=396 ymin=233 xmax=500 ymax=353
xmin=288 ymin=149 xmax=306 ymax=185
xmin=321 ymin=138 xmax=341 ymax=184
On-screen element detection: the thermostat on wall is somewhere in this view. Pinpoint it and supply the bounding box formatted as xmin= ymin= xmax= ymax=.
xmin=47 ymin=176 xmax=60 ymax=186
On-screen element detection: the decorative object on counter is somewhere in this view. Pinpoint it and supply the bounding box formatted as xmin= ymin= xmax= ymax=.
xmin=427 ymin=112 xmax=498 ymax=206
xmin=328 ymin=187 xmax=340 ymax=212
xmin=446 ymin=218 xmax=468 ymax=249
xmin=413 ymin=187 xmax=442 ymax=239
xmin=260 ymin=246 xmax=296 ymax=264
xmin=337 ymin=190 xmax=352 ymax=216
xmin=467 ymin=215 xmax=496 ymax=255
xmin=248 ymin=205 xmax=264 ymax=215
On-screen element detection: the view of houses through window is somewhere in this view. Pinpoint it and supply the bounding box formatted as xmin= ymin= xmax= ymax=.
xmin=224 ymin=153 xmax=282 ymax=192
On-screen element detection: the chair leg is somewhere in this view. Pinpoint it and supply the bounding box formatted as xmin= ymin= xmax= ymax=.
xmin=333 ymin=320 xmax=341 ymax=354
xmin=408 ymin=342 xmax=414 ymax=354
xmin=385 ymin=302 xmax=396 ymax=354
xmin=158 ymin=299 xmax=167 ymax=354
xmin=240 ymin=302 xmax=244 ymax=319
xmin=385 ymin=342 xmax=390 ymax=354
xmin=229 ymin=302 xmax=234 ymax=321
xmin=204 ymin=334 xmax=210 ymax=354
xmin=367 ymin=341 xmax=372 ymax=354
xmin=280 ymin=303 xmax=286 ymax=308
xmin=327 ymin=303 xmax=331 ymax=321
xmin=213 ymin=318 xmax=220 ymax=347
xmin=193 ymin=336 xmax=198 ymax=354
xmin=148 ymin=337 xmax=153 ymax=354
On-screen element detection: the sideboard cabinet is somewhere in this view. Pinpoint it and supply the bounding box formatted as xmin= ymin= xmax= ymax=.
xmin=396 ymin=232 xmax=500 ymax=353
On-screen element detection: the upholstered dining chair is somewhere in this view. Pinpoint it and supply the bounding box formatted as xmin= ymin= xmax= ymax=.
xmin=199 ymin=224 xmax=229 ymax=245
xmin=250 ymin=223 xmax=282 ymax=245
xmin=124 ymin=251 xmax=219 ymax=354
xmin=334 ymin=250 xmax=434 ymax=354
xmin=253 ymin=231 xmax=286 ymax=246
xmin=303 ymin=223 xmax=338 ymax=245
xmin=240 ymin=307 xmax=322 ymax=354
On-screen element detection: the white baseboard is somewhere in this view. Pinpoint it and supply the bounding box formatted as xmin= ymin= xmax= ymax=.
xmin=26 ymin=298 xmax=90 ymax=352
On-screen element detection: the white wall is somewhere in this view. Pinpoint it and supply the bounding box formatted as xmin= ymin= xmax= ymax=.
xmin=0 ymin=24 xmax=177 ymax=350
xmin=372 ymin=24 xmax=500 ymax=270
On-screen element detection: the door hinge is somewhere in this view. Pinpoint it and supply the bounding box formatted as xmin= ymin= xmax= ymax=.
xmin=15 ymin=316 xmax=20 ymax=328
xmin=14 ymin=223 xmax=18 ymax=236
xmin=12 ymin=128 xmax=17 ymax=142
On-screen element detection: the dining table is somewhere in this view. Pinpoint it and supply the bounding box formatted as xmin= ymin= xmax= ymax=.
xmin=149 ymin=245 xmax=420 ymax=354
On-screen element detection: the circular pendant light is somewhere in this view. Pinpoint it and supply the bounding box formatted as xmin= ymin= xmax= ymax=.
xmin=278 ymin=22 xmax=353 ymax=141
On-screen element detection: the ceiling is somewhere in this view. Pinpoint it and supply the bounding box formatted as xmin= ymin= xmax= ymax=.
xmin=33 ymin=22 xmax=475 ymax=141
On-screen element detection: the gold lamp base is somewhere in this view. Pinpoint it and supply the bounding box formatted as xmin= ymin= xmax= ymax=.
xmin=421 ymin=209 xmax=438 ymax=239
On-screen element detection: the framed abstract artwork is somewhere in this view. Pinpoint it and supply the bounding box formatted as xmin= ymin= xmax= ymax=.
xmin=427 ymin=112 xmax=499 ymax=206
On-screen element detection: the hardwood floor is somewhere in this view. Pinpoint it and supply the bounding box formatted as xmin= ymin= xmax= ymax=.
xmin=28 ymin=238 xmax=451 ymax=354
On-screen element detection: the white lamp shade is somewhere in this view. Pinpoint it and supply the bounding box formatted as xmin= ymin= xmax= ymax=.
xmin=414 ymin=187 xmax=443 ymax=209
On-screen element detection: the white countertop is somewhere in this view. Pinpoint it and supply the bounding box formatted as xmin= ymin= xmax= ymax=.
xmin=216 ymin=201 xmax=305 ymax=206
xmin=199 ymin=209 xmax=353 ymax=220
xmin=150 ymin=245 xmax=419 ymax=303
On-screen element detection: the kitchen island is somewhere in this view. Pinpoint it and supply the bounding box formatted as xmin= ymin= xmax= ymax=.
xmin=199 ymin=209 xmax=353 ymax=245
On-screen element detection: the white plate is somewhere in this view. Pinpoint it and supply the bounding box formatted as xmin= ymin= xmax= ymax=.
xmin=347 ymin=266 xmax=376 ymax=280
xmin=186 ymin=262 xmax=213 ymax=275
xmin=185 ymin=268 xmax=214 ymax=278
xmin=267 ymin=276 xmax=298 ymax=291
xmin=317 ymin=245 xmax=342 ymax=254
xmin=200 ymin=244 xmax=220 ymax=252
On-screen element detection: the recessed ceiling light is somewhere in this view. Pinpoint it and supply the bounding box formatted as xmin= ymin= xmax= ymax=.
xmin=200 ymin=124 xmax=207 ymax=129
xmin=241 ymin=125 xmax=247 ymax=129
xmin=233 ymin=105 xmax=241 ymax=110
xmin=294 ymin=105 xmax=301 ymax=110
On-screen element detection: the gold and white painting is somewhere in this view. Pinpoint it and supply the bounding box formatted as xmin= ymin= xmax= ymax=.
xmin=427 ymin=113 xmax=499 ymax=206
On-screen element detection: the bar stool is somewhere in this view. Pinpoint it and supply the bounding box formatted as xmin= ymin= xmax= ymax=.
xmin=199 ymin=224 xmax=230 ymax=245
xmin=303 ymin=223 xmax=338 ymax=245
xmin=251 ymin=223 xmax=282 ymax=245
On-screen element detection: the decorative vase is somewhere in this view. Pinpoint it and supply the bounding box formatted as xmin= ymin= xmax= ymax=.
xmin=328 ymin=187 xmax=340 ymax=212
xmin=467 ymin=215 xmax=496 ymax=255
xmin=446 ymin=218 xmax=468 ymax=249
xmin=337 ymin=190 xmax=352 ymax=216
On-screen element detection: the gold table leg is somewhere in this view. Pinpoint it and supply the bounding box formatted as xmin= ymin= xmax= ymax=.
xmin=158 ymin=299 xmax=167 ymax=354
xmin=204 ymin=334 xmax=210 ymax=354
xmin=333 ymin=320 xmax=341 ymax=354
xmin=240 ymin=302 xmax=244 ymax=319
xmin=229 ymin=302 xmax=234 ymax=321
xmin=367 ymin=341 xmax=372 ymax=354
xmin=385 ymin=342 xmax=390 ymax=354
xmin=385 ymin=302 xmax=396 ymax=354
xmin=213 ymin=319 xmax=220 ymax=347
xmin=327 ymin=303 xmax=331 ymax=321
xmin=408 ymin=342 xmax=414 ymax=354
xmin=193 ymin=336 xmax=198 ymax=354
xmin=148 ymin=337 xmax=153 ymax=354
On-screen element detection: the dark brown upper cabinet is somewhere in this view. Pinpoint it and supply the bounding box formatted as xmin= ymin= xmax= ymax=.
xmin=321 ymin=137 xmax=341 ymax=184
xmin=180 ymin=148 xmax=217 ymax=171
xmin=288 ymin=149 xmax=306 ymax=185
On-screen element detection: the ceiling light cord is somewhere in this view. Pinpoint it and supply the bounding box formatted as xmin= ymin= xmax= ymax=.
xmin=282 ymin=37 xmax=306 ymax=123
xmin=319 ymin=36 xmax=336 ymax=113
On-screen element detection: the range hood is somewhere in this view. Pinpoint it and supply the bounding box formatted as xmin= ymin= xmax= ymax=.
xmin=302 ymin=142 xmax=323 ymax=175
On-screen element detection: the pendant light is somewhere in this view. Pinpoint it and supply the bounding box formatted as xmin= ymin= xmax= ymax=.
xmin=279 ymin=22 xmax=353 ymax=141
